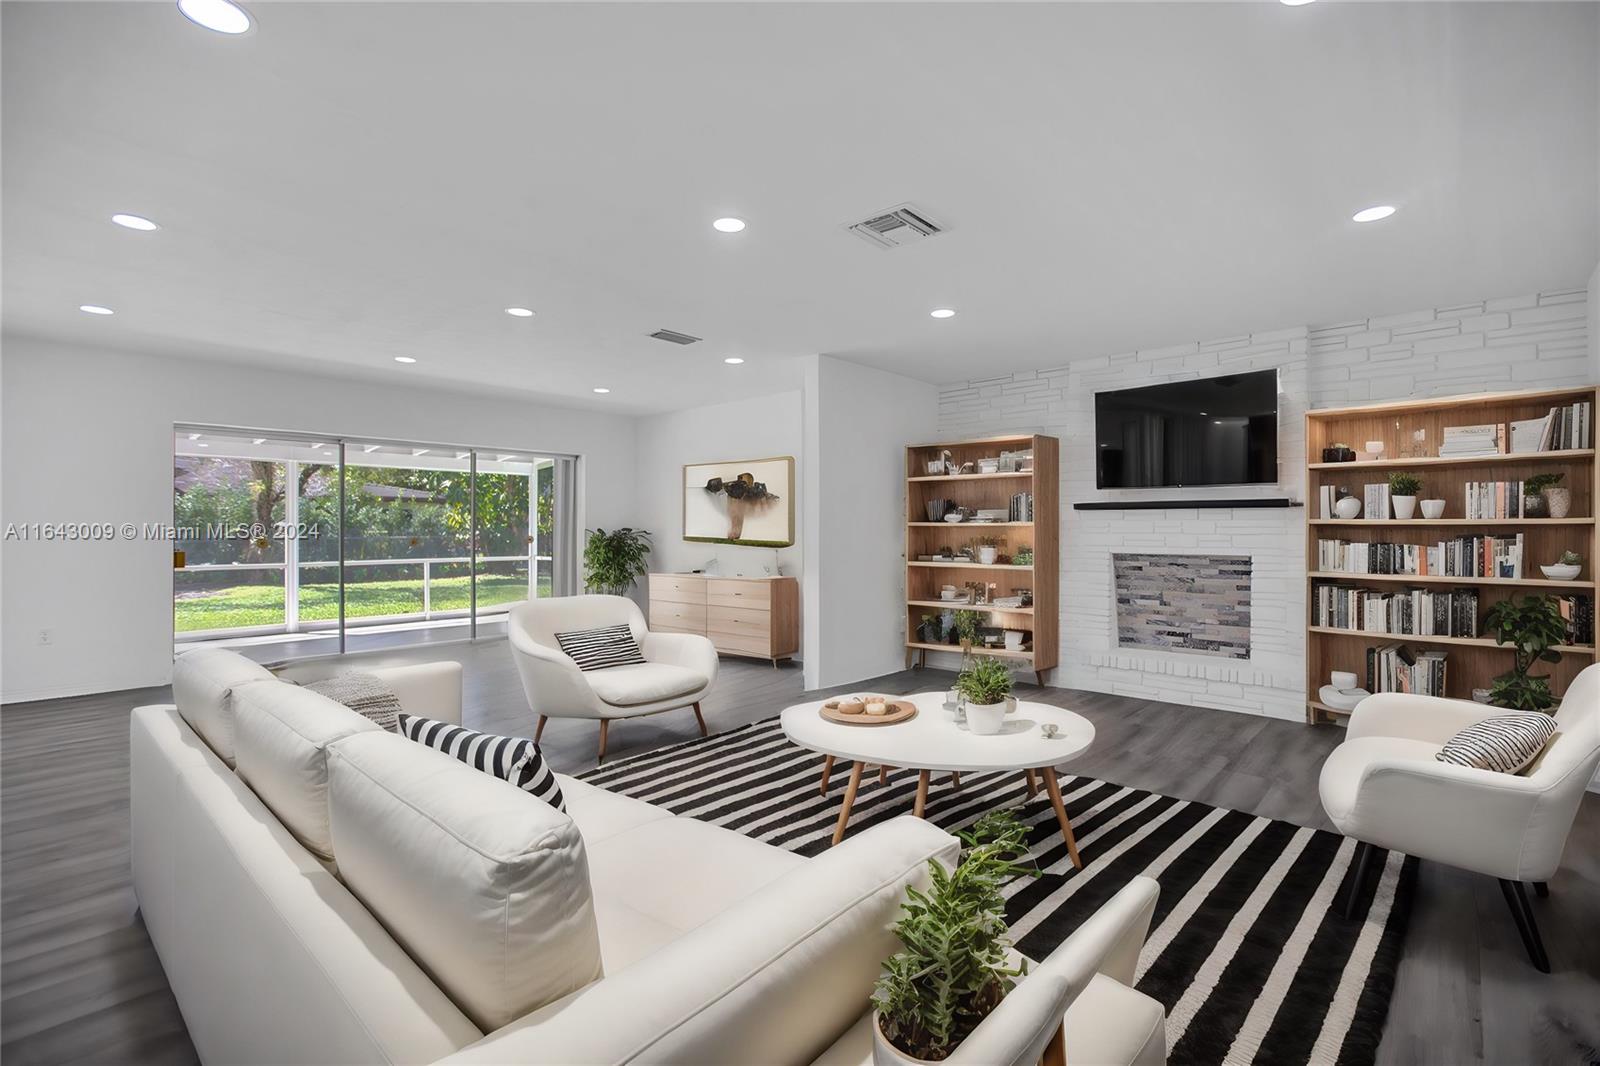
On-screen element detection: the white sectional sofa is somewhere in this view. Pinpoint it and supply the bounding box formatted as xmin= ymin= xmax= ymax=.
xmin=134 ymin=648 xmax=1165 ymax=1065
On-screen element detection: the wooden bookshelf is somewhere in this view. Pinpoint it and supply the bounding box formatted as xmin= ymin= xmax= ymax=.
xmin=1304 ymin=386 xmax=1598 ymax=724
xmin=904 ymin=433 xmax=1059 ymax=684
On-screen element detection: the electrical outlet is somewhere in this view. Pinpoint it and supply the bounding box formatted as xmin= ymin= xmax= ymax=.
xmin=38 ymin=628 xmax=52 ymax=645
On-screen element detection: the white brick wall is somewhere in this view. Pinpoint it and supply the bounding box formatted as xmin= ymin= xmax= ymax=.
xmin=935 ymin=288 xmax=1592 ymax=721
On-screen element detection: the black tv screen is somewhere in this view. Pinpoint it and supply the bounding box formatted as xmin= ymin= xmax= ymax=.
xmin=1095 ymin=370 xmax=1279 ymax=489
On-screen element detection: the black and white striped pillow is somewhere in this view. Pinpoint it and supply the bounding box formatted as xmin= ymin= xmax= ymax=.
xmin=555 ymin=623 xmax=645 ymax=671
xmin=397 ymin=714 xmax=565 ymax=812
xmin=1436 ymin=712 xmax=1557 ymax=774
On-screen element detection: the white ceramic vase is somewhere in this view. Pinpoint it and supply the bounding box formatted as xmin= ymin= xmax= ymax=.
xmin=1392 ymin=496 xmax=1417 ymax=520
xmin=1004 ymin=630 xmax=1024 ymax=651
xmin=1420 ymin=499 xmax=1446 ymax=520
xmin=977 ymin=546 xmax=999 ymax=565
xmin=1545 ymin=487 xmax=1572 ymax=519
xmin=966 ymin=701 xmax=1007 ymax=735
xmin=1334 ymin=496 xmax=1362 ymax=520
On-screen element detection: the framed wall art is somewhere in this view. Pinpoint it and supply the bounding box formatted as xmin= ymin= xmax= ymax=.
xmin=683 ymin=456 xmax=795 ymax=547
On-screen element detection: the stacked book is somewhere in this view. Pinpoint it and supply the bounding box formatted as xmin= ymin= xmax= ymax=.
xmin=1366 ymin=643 xmax=1448 ymax=696
xmin=1313 ymin=583 xmax=1479 ymax=637
xmin=1315 ymin=534 xmax=1524 ymax=578
xmin=1439 ymin=423 xmax=1501 ymax=458
xmin=1008 ymin=492 xmax=1033 ymax=522
xmin=1464 ymin=481 xmax=1528 ymax=519
xmin=1361 ymin=482 xmax=1391 ymax=520
xmin=1555 ymin=594 xmax=1596 ymax=646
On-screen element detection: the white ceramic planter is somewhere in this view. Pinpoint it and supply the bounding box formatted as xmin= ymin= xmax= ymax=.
xmin=872 ymin=1012 xmax=938 ymax=1066
xmin=977 ymin=546 xmax=999 ymax=565
xmin=1545 ymin=487 xmax=1572 ymax=519
xmin=1392 ymin=496 xmax=1417 ymax=520
xmin=1539 ymin=563 xmax=1582 ymax=581
xmin=1334 ymin=497 xmax=1362 ymax=520
xmin=1421 ymin=499 xmax=1446 ymax=520
xmin=966 ymin=701 xmax=1007 ymax=735
xmin=1004 ymin=630 xmax=1024 ymax=651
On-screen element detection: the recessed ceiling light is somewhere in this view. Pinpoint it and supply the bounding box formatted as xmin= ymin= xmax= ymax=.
xmin=1352 ymin=205 xmax=1397 ymax=223
xmin=1280 ymin=0 xmax=1315 ymax=6
xmin=712 ymin=217 xmax=746 ymax=233
xmin=112 ymin=213 xmax=160 ymax=231
xmin=930 ymin=308 xmax=956 ymax=319
xmin=177 ymin=0 xmax=252 ymax=34
xmin=505 ymin=307 xmax=535 ymax=317
xmin=394 ymin=356 xmax=417 ymax=364
xmin=592 ymin=387 xmax=611 ymax=394
xmin=724 ymin=357 xmax=745 ymax=365
xmin=79 ymin=304 xmax=115 ymax=315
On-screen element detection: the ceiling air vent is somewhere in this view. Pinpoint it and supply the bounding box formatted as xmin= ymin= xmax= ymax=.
xmin=845 ymin=203 xmax=945 ymax=250
xmin=648 ymin=329 xmax=702 ymax=345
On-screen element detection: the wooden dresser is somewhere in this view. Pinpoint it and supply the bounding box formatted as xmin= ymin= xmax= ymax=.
xmin=648 ymin=573 xmax=799 ymax=666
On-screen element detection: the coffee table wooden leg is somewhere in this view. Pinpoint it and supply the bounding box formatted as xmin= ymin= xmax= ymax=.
xmin=819 ymin=754 xmax=835 ymax=796
xmin=832 ymin=762 xmax=864 ymax=846
xmin=1024 ymin=768 xmax=1039 ymax=797
xmin=913 ymin=769 xmax=931 ymax=818
xmin=949 ymin=771 xmax=962 ymax=790
xmin=878 ymin=765 xmax=890 ymax=786
xmin=1041 ymin=767 xmax=1083 ymax=869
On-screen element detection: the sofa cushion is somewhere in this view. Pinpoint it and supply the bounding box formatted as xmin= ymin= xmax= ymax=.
xmin=586 ymin=662 xmax=706 ymax=707
xmin=556 ymin=623 xmax=646 ymax=671
xmin=398 ymin=714 xmax=565 ymax=812
xmin=170 ymin=647 xmax=275 ymax=766
xmin=1063 ymin=973 xmax=1167 ymax=1066
xmin=232 ymin=680 xmax=383 ymax=861
xmin=326 ymin=731 xmax=603 ymax=1032
xmin=1437 ymin=711 xmax=1558 ymax=774
xmin=558 ymin=776 xmax=673 ymax=845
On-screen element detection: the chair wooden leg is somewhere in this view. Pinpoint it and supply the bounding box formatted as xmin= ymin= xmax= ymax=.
xmin=819 ymin=754 xmax=835 ymax=796
xmin=913 ymin=770 xmax=931 ymax=818
xmin=691 ymin=702 xmax=708 ymax=737
xmin=1024 ymin=768 xmax=1039 ymax=797
xmin=534 ymin=715 xmax=548 ymax=745
xmin=1342 ymin=841 xmax=1378 ymax=920
xmin=597 ymin=720 xmax=610 ymax=765
xmin=831 ymin=762 xmax=864 ymax=846
xmin=1041 ymin=767 xmax=1082 ymax=869
xmin=1534 ymin=880 xmax=1550 ymax=899
xmin=1499 ymin=879 xmax=1551 ymax=973
xmin=1042 ymin=1020 xmax=1066 ymax=1066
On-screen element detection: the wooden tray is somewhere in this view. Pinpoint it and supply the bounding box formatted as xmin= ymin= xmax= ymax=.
xmin=821 ymin=699 xmax=918 ymax=726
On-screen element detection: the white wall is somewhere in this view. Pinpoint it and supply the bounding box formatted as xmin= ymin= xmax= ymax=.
xmin=0 ymin=334 xmax=640 ymax=702
xmin=1589 ymin=261 xmax=1599 ymax=382
xmin=801 ymin=355 xmax=938 ymax=691
xmin=936 ymin=287 xmax=1594 ymax=721
xmin=633 ymin=391 xmax=803 ymax=584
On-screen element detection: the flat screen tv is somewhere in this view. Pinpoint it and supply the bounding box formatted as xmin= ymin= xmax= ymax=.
xmin=1095 ymin=369 xmax=1279 ymax=489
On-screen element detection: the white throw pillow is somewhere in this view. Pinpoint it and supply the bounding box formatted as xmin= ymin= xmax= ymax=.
xmin=170 ymin=647 xmax=275 ymax=766
xmin=1437 ymin=711 xmax=1558 ymax=774
xmin=233 ymin=679 xmax=382 ymax=860
xmin=326 ymin=731 xmax=603 ymax=1031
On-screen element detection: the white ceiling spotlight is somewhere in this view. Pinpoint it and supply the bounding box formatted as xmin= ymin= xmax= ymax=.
xmin=504 ymin=307 xmax=535 ymax=317
xmin=1280 ymin=0 xmax=1316 ymax=7
xmin=723 ymin=357 xmax=745 ymax=365
xmin=1352 ymin=205 xmax=1397 ymax=223
xmin=592 ymin=387 xmax=611 ymax=394
xmin=394 ymin=356 xmax=417 ymax=363
xmin=111 ymin=213 xmax=160 ymax=231
xmin=930 ymin=308 xmax=957 ymax=319
xmin=79 ymin=304 xmax=115 ymax=315
xmin=177 ymin=0 xmax=252 ymax=34
xmin=712 ymin=217 xmax=746 ymax=233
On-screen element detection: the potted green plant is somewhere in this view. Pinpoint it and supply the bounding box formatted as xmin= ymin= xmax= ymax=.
xmin=1483 ymin=594 xmax=1569 ymax=712
xmin=1387 ymin=472 xmax=1421 ymax=520
xmin=954 ymin=656 xmax=1013 ymax=735
xmin=916 ymin=613 xmax=941 ymax=644
xmin=871 ymin=810 xmax=1038 ymax=1064
xmin=952 ymin=610 xmax=982 ymax=655
xmin=1525 ymin=472 xmax=1568 ymax=519
xmin=1539 ymin=550 xmax=1583 ymax=582
xmin=582 ymin=527 xmax=652 ymax=595
xmin=1013 ymin=544 xmax=1033 ymax=567
xmin=972 ymin=536 xmax=1001 ymax=566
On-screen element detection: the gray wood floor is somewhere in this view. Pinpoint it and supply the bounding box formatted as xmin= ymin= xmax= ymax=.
xmin=3 ymin=640 xmax=1596 ymax=1065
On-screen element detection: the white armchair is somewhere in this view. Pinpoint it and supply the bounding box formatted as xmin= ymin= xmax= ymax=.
xmin=508 ymin=595 xmax=719 ymax=763
xmin=1318 ymin=662 xmax=1600 ymax=972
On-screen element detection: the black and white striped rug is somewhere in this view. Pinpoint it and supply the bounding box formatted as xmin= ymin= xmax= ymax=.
xmin=578 ymin=717 xmax=1416 ymax=1066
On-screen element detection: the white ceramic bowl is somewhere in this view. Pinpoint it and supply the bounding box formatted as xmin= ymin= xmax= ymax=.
xmin=1539 ymin=563 xmax=1582 ymax=581
xmin=943 ymin=513 xmax=965 ymax=523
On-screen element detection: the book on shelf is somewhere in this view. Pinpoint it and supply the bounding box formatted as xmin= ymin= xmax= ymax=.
xmin=1365 ymin=643 xmax=1448 ymax=696
xmin=1555 ymin=594 xmax=1595 ymax=646
xmin=1436 ymin=401 xmax=1592 ymax=458
xmin=1464 ymin=480 xmax=1529 ymax=519
xmin=1008 ymin=492 xmax=1033 ymax=522
xmin=1537 ymin=400 xmax=1592 ymax=451
xmin=1315 ymin=534 xmax=1524 ymax=578
xmin=1362 ymin=483 xmax=1391 ymax=520
xmin=1313 ymin=582 xmax=1479 ymax=637
xmin=1439 ymin=423 xmax=1501 ymax=457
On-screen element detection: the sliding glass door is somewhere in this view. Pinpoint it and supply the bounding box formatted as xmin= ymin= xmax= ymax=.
xmin=173 ymin=428 xmax=571 ymax=659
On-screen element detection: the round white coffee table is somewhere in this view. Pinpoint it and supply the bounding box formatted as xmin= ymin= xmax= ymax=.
xmin=780 ymin=692 xmax=1096 ymax=866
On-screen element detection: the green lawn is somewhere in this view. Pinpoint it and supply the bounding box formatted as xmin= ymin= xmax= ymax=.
xmin=174 ymin=574 xmax=547 ymax=632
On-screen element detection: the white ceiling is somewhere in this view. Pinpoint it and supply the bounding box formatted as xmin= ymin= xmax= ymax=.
xmin=4 ymin=2 xmax=1597 ymax=414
